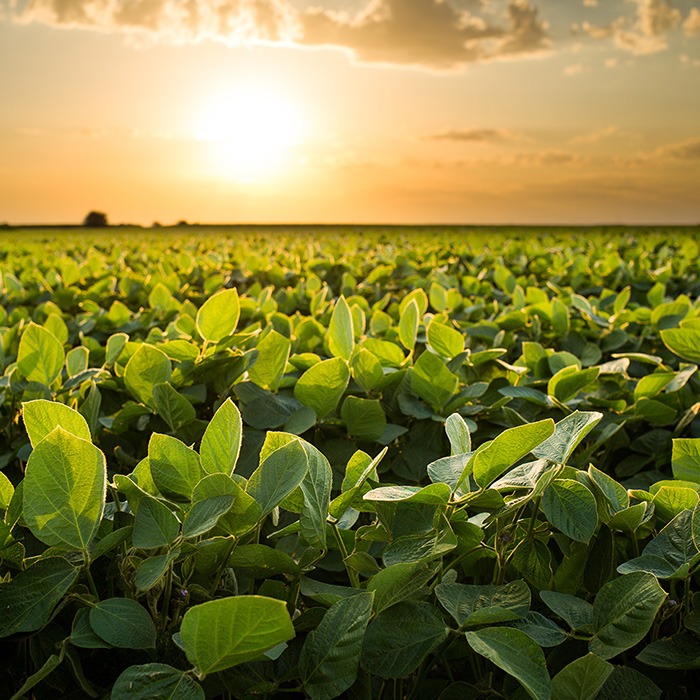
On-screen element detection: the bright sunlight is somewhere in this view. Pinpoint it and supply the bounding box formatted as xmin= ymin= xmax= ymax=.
xmin=194 ymin=84 xmax=304 ymax=182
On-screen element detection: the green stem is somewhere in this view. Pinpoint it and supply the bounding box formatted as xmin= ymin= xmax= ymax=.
xmin=210 ymin=537 xmax=236 ymax=596
xmin=83 ymin=553 xmax=99 ymax=599
xmin=161 ymin=564 xmax=173 ymax=629
xmin=526 ymin=497 xmax=542 ymax=539
xmin=331 ymin=522 xmax=360 ymax=588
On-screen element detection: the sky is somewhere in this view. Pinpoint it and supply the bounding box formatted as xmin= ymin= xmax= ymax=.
xmin=1 ymin=0 xmax=699 ymax=225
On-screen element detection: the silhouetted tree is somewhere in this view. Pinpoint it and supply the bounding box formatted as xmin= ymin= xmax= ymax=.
xmin=83 ymin=211 xmax=108 ymax=227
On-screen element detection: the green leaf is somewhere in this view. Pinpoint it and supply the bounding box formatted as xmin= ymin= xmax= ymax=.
xmin=24 ymin=427 xmax=106 ymax=550
xmin=181 ymin=596 xmax=294 ymax=676
xmin=90 ymin=598 xmax=157 ymax=649
xmin=132 ymin=496 xmax=180 ymax=549
xmin=399 ymin=299 xmax=419 ymax=351
xmin=294 ymin=358 xmax=350 ymax=419
xmin=472 ymin=419 xmax=555 ymax=489
xmin=436 ymin=580 xmax=530 ymax=628
xmin=671 ymin=438 xmax=700 ymax=483
xmin=590 ymin=572 xmax=666 ymax=659
xmin=22 ymin=399 xmax=91 ymax=447
xmin=427 ymin=319 xmax=464 ymax=359
xmin=551 ymin=653 xmax=613 ymax=700
xmin=410 ymin=351 xmax=458 ymax=411
xmin=542 ymin=479 xmax=598 ymax=543
xmin=588 ymin=464 xmax=629 ymax=515
xmin=112 ymin=663 xmax=205 ymax=700
xmin=0 ymin=557 xmax=78 ymax=637
xmin=71 ymin=607 xmax=111 ymax=648
xmin=511 ymin=612 xmax=567 ymax=647
xmin=300 ymin=591 xmax=374 ymax=700
xmin=124 ymin=344 xmax=172 ymax=409
xmin=445 ymin=413 xmax=471 ymax=455
xmin=8 ymin=653 xmax=63 ymax=700
xmin=149 ymin=433 xmax=203 ymax=502
xmin=351 ymin=349 xmax=383 ymax=393
xmin=200 ymin=398 xmax=243 ymax=476
xmin=246 ymin=438 xmax=308 ymax=516
xmin=249 ymin=330 xmax=291 ymax=391
xmin=182 ymin=495 xmax=235 ymax=538
xmin=17 ymin=322 xmax=65 ymax=386
xmin=341 ymin=396 xmax=386 ymax=441
xmin=360 ymin=601 xmax=448 ymax=678
xmin=328 ymin=296 xmax=355 ymax=361
xmin=367 ymin=562 xmax=435 ymax=614
xmin=540 ymin=591 xmax=592 ymax=630
xmin=105 ymin=333 xmax=128 ymax=366
xmin=229 ymin=544 xmax=300 ymax=578
xmin=636 ymin=632 xmax=700 ymax=670
xmin=597 ymin=667 xmax=661 ymax=700
xmin=135 ymin=549 xmax=180 ymax=591
xmin=193 ymin=473 xmax=261 ymax=538
xmin=363 ymin=483 xmax=451 ymax=505
xmin=548 ymin=366 xmax=600 ymax=403
xmin=299 ymin=441 xmax=332 ymax=549
xmin=661 ymin=328 xmax=700 ymax=362
xmin=196 ymin=288 xmax=240 ymax=343
xmin=512 ymin=539 xmax=553 ymax=588
xmin=152 ymin=382 xmax=196 ymax=431
xmin=0 ymin=471 xmax=15 ymax=509
xmin=532 ymin=411 xmax=603 ymax=464
xmin=466 ymin=627 xmax=551 ymax=700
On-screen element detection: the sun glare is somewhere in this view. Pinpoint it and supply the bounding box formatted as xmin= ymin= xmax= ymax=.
xmin=195 ymin=85 xmax=304 ymax=182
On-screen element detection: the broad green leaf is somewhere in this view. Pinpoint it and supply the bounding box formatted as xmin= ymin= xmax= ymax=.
xmin=410 ymin=351 xmax=458 ymax=411
xmin=636 ymin=632 xmax=700 ymax=670
xmin=596 ymin=666 xmax=661 ymax=700
xmin=196 ymin=288 xmax=240 ymax=343
xmin=135 ymin=548 xmax=180 ymax=591
xmin=532 ymin=411 xmax=603 ymax=464
xmin=193 ymin=473 xmax=260 ymax=538
xmin=228 ymin=544 xmax=300 ymax=578
xmin=427 ymin=319 xmax=464 ymax=359
xmin=182 ymin=495 xmax=235 ymax=539
xmin=588 ymin=464 xmax=629 ymax=515
xmin=652 ymin=485 xmax=698 ymax=522
xmin=512 ymin=539 xmax=553 ymax=588
xmin=132 ymin=496 xmax=180 ymax=548
xmin=17 ymin=322 xmax=65 ymax=386
xmin=200 ymin=398 xmax=243 ymax=476
xmin=181 ymin=596 xmax=294 ymax=676
xmin=90 ymin=598 xmax=157 ymax=649
xmin=360 ymin=601 xmax=448 ymax=678
xmin=540 ymin=591 xmax=592 ymax=630
xmin=590 ymin=572 xmax=666 ymax=659
xmin=445 ymin=413 xmax=471 ymax=455
xmin=300 ymin=577 xmax=365 ymax=607
xmin=299 ymin=591 xmax=374 ymax=700
xmin=71 ymin=608 xmax=111 ymax=648
xmin=294 ymin=358 xmax=350 ymax=419
xmin=0 ymin=471 xmax=15 ymax=509
xmin=249 ymin=330 xmax=291 ymax=391
xmin=436 ymin=580 xmax=530 ymax=628
xmin=22 ymin=399 xmax=91 ymax=447
xmin=149 ymin=433 xmax=203 ymax=502
xmin=66 ymin=345 xmax=88 ymax=376
xmin=246 ymin=439 xmax=308 ymax=516
xmin=153 ymin=382 xmax=196 ymax=431
xmin=367 ymin=562 xmax=435 ymax=614
xmin=24 ymin=427 xmax=106 ymax=550
xmin=383 ymin=521 xmax=458 ymax=567
xmin=112 ymin=664 xmax=205 ymax=700
xmin=551 ymin=653 xmax=613 ymax=700
xmin=661 ymin=328 xmax=700 ymax=362
xmin=363 ymin=483 xmax=451 ymax=505
xmin=548 ymin=366 xmax=600 ymax=403
xmin=399 ymin=299 xmax=419 ymax=351
xmin=466 ymin=627 xmax=551 ymax=700
xmin=511 ymin=611 xmax=567 ymax=647
xmin=340 ymin=396 xmax=386 ymax=441
xmin=472 ymin=419 xmax=555 ymax=489
xmin=351 ymin=349 xmax=383 ymax=392
xmin=0 ymin=557 xmax=78 ymax=637
xmin=8 ymin=653 xmax=63 ymax=700
xmin=328 ymin=296 xmax=354 ymax=361
xmin=542 ymin=479 xmax=598 ymax=543
xmin=299 ymin=441 xmax=332 ymax=549
xmin=105 ymin=332 xmax=128 ymax=366
xmin=671 ymin=438 xmax=700 ymax=483
xmin=124 ymin=344 xmax=172 ymax=409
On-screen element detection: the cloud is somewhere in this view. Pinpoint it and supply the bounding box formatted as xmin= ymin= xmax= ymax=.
xmin=657 ymin=137 xmax=700 ymax=160
xmin=429 ymin=127 xmax=527 ymax=143
xmin=569 ymin=125 xmax=619 ymax=144
xmin=684 ymin=8 xmax=700 ymax=37
xmin=563 ymin=63 xmax=586 ymax=76
xmin=12 ymin=0 xmax=551 ymax=70
xmin=575 ymin=0 xmax=682 ymax=55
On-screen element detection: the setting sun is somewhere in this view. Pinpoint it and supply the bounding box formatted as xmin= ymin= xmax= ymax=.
xmin=194 ymin=85 xmax=304 ymax=182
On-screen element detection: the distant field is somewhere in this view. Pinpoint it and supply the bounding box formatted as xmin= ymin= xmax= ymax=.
xmin=2 ymin=225 xmax=700 ymax=699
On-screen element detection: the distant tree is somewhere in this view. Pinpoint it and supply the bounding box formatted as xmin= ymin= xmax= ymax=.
xmin=83 ymin=211 xmax=108 ymax=227
xmin=177 ymin=220 xmax=189 ymax=227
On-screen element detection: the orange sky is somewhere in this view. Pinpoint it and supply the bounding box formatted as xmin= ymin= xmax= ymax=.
xmin=1 ymin=0 xmax=699 ymax=224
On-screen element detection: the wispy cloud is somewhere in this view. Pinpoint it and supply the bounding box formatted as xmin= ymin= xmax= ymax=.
xmin=569 ymin=125 xmax=619 ymax=144
xmin=429 ymin=127 xmax=528 ymax=143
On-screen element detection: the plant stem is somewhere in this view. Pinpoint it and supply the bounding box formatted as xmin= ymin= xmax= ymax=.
xmin=331 ymin=522 xmax=360 ymax=588
xmin=161 ymin=563 xmax=173 ymax=629
xmin=83 ymin=553 xmax=99 ymax=599
xmin=526 ymin=497 xmax=542 ymax=539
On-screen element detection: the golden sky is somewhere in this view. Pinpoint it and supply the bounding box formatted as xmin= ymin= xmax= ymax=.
xmin=1 ymin=0 xmax=699 ymax=224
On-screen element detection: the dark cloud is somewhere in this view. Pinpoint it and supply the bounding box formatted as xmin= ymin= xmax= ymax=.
xmin=657 ymin=137 xmax=700 ymax=160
